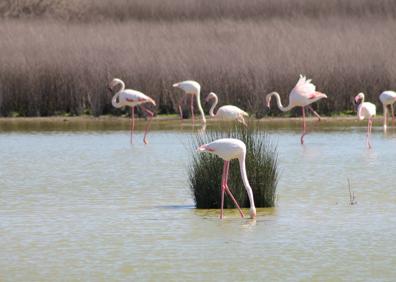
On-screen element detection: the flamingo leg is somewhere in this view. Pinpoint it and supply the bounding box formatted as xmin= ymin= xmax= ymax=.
xmin=130 ymin=106 xmax=135 ymax=144
xmin=190 ymin=94 xmax=195 ymax=126
xmin=392 ymin=104 xmax=395 ymax=127
xmin=223 ymin=161 xmax=244 ymax=218
xmin=301 ymin=107 xmax=307 ymax=145
xmin=178 ymin=95 xmax=186 ymax=120
xmin=140 ymin=104 xmax=154 ymax=145
xmin=220 ymin=161 xmax=228 ymax=219
xmin=367 ymin=118 xmax=373 ymax=149
xmin=307 ymin=105 xmax=321 ymax=122
xmin=384 ymin=105 xmax=388 ymax=129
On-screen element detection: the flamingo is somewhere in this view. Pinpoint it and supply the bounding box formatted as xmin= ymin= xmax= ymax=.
xmin=355 ymin=92 xmax=376 ymax=149
xmin=379 ymin=90 xmax=396 ymax=131
xmin=205 ymin=92 xmax=249 ymax=126
xmin=197 ymin=138 xmax=256 ymax=219
xmin=172 ymin=80 xmax=206 ymax=125
xmin=108 ymin=78 xmax=156 ymax=144
xmin=266 ymin=75 xmax=327 ymax=144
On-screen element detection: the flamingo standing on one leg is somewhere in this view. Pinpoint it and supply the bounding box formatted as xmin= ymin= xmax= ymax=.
xmin=379 ymin=90 xmax=396 ymax=131
xmin=265 ymin=75 xmax=327 ymax=144
xmin=197 ymin=138 xmax=256 ymax=219
xmin=205 ymin=92 xmax=249 ymax=126
xmin=355 ymin=92 xmax=376 ymax=149
xmin=108 ymin=78 xmax=156 ymax=144
xmin=172 ymin=80 xmax=206 ymax=125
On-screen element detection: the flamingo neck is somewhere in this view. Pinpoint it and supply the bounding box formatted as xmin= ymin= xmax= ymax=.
xmin=196 ymin=89 xmax=206 ymax=124
xmin=238 ymin=154 xmax=256 ymax=218
xmin=208 ymin=95 xmax=219 ymax=117
xmin=267 ymin=92 xmax=293 ymax=112
xmin=111 ymin=80 xmax=125 ymax=108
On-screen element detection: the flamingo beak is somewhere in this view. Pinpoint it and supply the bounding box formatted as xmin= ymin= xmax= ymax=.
xmin=197 ymin=145 xmax=207 ymax=152
xmin=197 ymin=145 xmax=214 ymax=152
xmin=107 ymin=86 xmax=113 ymax=93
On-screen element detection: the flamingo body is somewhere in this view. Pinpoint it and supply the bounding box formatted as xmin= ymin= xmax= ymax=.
xmin=266 ymin=75 xmax=327 ymax=144
xmin=357 ymin=101 xmax=376 ymax=120
xmin=109 ymin=78 xmax=156 ymax=144
xmin=173 ymin=80 xmax=206 ymax=124
xmin=112 ymin=89 xmax=155 ymax=108
xmin=206 ymin=92 xmax=248 ymax=125
xmin=355 ymin=92 xmax=376 ymax=149
xmin=173 ymin=80 xmax=201 ymax=94
xmin=379 ymin=90 xmax=396 ymax=130
xmin=198 ymin=138 xmax=256 ymax=219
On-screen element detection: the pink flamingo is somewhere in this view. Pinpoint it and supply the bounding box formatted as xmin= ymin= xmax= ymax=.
xmin=355 ymin=92 xmax=376 ymax=149
xmin=197 ymin=138 xmax=256 ymax=219
xmin=205 ymin=92 xmax=249 ymax=126
xmin=379 ymin=90 xmax=396 ymax=131
xmin=172 ymin=80 xmax=206 ymax=125
xmin=108 ymin=78 xmax=156 ymax=144
xmin=266 ymin=75 xmax=327 ymax=144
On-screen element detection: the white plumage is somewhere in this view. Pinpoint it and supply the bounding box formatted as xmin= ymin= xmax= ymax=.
xmin=109 ymin=78 xmax=155 ymax=144
xmin=205 ymin=92 xmax=248 ymax=125
xmin=355 ymin=92 xmax=376 ymax=149
xmin=172 ymin=80 xmax=206 ymax=124
xmin=265 ymin=74 xmax=327 ymax=144
xmin=197 ymin=138 xmax=256 ymax=219
xmin=379 ymin=90 xmax=396 ymax=130
xmin=356 ymin=93 xmax=376 ymax=120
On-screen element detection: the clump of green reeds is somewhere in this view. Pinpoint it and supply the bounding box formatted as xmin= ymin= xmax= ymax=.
xmin=189 ymin=122 xmax=278 ymax=209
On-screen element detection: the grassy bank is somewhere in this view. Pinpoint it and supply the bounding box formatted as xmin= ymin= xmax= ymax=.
xmin=0 ymin=1 xmax=395 ymax=117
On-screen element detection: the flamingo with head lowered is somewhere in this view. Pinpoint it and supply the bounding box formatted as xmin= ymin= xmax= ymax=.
xmin=108 ymin=78 xmax=156 ymax=144
xmin=205 ymin=92 xmax=249 ymax=126
xmin=197 ymin=138 xmax=256 ymax=219
xmin=266 ymin=75 xmax=327 ymax=144
xmin=379 ymin=90 xmax=396 ymax=131
xmin=355 ymin=92 xmax=376 ymax=149
xmin=172 ymin=80 xmax=206 ymax=125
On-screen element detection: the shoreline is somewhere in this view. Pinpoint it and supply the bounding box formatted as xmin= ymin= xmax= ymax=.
xmin=0 ymin=115 xmax=385 ymax=132
xmin=0 ymin=114 xmax=381 ymax=123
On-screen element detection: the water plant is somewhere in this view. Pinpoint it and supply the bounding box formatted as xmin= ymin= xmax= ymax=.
xmin=189 ymin=122 xmax=278 ymax=209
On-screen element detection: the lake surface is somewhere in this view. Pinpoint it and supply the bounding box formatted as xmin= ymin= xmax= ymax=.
xmin=1 ymin=119 xmax=396 ymax=281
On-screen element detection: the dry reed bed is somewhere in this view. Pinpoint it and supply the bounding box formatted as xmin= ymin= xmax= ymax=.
xmin=2 ymin=0 xmax=396 ymax=22
xmin=0 ymin=18 xmax=395 ymax=116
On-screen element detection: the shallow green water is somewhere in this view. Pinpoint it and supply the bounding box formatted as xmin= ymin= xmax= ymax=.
xmin=1 ymin=120 xmax=396 ymax=281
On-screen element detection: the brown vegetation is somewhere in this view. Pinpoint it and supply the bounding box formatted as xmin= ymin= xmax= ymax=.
xmin=0 ymin=1 xmax=395 ymax=117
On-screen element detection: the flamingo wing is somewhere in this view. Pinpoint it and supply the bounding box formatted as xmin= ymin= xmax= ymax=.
xmin=358 ymin=102 xmax=376 ymax=120
xmin=291 ymin=75 xmax=316 ymax=98
xmin=122 ymin=89 xmax=155 ymax=106
xmin=217 ymin=105 xmax=248 ymax=118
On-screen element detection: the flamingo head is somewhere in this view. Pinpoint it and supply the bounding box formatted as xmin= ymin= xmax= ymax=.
xmin=148 ymin=98 xmax=156 ymax=106
xmin=205 ymin=92 xmax=216 ymax=103
xmin=108 ymin=78 xmax=123 ymax=93
xmin=354 ymin=92 xmax=365 ymax=104
xmin=249 ymin=207 xmax=256 ymax=219
xmin=197 ymin=144 xmax=215 ymax=153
